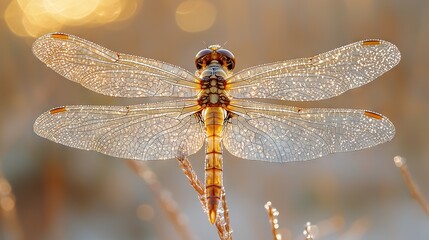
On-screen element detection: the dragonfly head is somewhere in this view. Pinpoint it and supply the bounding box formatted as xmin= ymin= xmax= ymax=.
xmin=195 ymin=45 xmax=235 ymax=71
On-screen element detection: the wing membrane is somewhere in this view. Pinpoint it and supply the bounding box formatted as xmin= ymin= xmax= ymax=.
xmin=223 ymin=100 xmax=395 ymax=162
xmin=34 ymin=100 xmax=205 ymax=160
xmin=32 ymin=33 xmax=199 ymax=98
xmin=227 ymin=40 xmax=400 ymax=101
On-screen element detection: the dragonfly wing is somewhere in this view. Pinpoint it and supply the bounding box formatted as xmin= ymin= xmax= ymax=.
xmin=223 ymin=100 xmax=395 ymax=162
xmin=34 ymin=100 xmax=205 ymax=160
xmin=33 ymin=33 xmax=199 ymax=98
xmin=227 ymin=40 xmax=400 ymax=101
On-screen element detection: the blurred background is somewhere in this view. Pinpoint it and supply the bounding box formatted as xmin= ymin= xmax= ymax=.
xmin=1 ymin=0 xmax=429 ymax=239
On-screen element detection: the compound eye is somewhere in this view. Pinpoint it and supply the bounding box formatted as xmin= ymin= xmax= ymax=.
xmin=216 ymin=49 xmax=234 ymax=59
xmin=216 ymin=49 xmax=236 ymax=70
xmin=195 ymin=49 xmax=212 ymax=60
xmin=195 ymin=49 xmax=213 ymax=69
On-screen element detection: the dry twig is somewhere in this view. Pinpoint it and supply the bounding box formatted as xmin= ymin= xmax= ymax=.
xmin=128 ymin=161 xmax=195 ymax=240
xmin=394 ymin=155 xmax=429 ymax=217
xmin=303 ymin=222 xmax=319 ymax=240
xmin=177 ymin=155 xmax=232 ymax=240
xmin=221 ymin=188 xmax=231 ymax=234
xmin=265 ymin=201 xmax=282 ymax=240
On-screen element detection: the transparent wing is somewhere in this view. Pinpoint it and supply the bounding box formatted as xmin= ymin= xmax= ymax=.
xmin=34 ymin=100 xmax=205 ymax=160
xmin=32 ymin=33 xmax=199 ymax=98
xmin=227 ymin=40 xmax=400 ymax=101
xmin=223 ymin=100 xmax=395 ymax=162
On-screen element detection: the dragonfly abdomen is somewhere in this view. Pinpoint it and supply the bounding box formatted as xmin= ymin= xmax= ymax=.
xmin=203 ymin=106 xmax=225 ymax=224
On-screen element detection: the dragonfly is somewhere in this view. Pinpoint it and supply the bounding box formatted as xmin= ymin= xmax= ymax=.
xmin=33 ymin=33 xmax=400 ymax=224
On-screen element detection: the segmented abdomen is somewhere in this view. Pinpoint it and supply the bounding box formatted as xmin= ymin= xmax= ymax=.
xmin=204 ymin=107 xmax=225 ymax=224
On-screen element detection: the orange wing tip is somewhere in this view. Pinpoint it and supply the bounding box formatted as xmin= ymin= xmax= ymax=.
xmin=51 ymin=33 xmax=69 ymax=39
xmin=362 ymin=40 xmax=381 ymax=46
xmin=364 ymin=111 xmax=383 ymax=120
xmin=50 ymin=107 xmax=67 ymax=114
xmin=209 ymin=209 xmax=217 ymax=224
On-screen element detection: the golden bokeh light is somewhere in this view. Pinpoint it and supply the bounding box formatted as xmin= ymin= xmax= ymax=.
xmin=0 ymin=178 xmax=12 ymax=195
xmin=42 ymin=0 xmax=99 ymax=20
xmin=175 ymin=0 xmax=217 ymax=33
xmin=4 ymin=0 xmax=141 ymax=38
xmin=1 ymin=196 xmax=15 ymax=211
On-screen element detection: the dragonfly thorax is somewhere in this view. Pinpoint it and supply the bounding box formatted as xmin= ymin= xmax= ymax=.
xmin=198 ymin=62 xmax=231 ymax=108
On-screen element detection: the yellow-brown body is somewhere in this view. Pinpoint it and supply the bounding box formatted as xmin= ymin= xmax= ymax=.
xmin=203 ymin=107 xmax=225 ymax=224
xmin=194 ymin=46 xmax=235 ymax=224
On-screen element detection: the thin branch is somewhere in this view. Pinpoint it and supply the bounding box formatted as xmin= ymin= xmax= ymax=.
xmin=177 ymin=156 xmax=205 ymax=196
xmin=265 ymin=201 xmax=282 ymax=240
xmin=303 ymin=222 xmax=318 ymax=240
xmin=221 ymin=188 xmax=231 ymax=235
xmin=393 ymin=156 xmax=429 ymax=217
xmin=177 ymin=155 xmax=232 ymax=240
xmin=128 ymin=161 xmax=196 ymax=240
